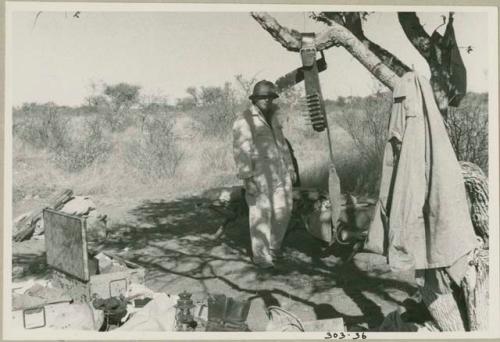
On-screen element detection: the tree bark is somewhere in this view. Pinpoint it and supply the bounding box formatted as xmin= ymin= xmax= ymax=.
xmin=318 ymin=12 xmax=412 ymax=77
xmin=251 ymin=12 xmax=303 ymax=52
xmin=309 ymin=12 xmax=467 ymax=119
xmin=398 ymin=12 xmax=467 ymax=118
xmin=398 ymin=12 xmax=432 ymax=59
xmin=251 ymin=12 xmax=400 ymax=90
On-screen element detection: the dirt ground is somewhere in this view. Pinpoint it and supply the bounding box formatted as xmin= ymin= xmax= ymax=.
xmin=12 ymin=194 xmax=418 ymax=332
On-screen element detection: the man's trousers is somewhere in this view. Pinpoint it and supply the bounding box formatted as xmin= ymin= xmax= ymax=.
xmin=244 ymin=179 xmax=293 ymax=265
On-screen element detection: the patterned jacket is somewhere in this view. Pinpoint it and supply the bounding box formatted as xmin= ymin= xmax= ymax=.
xmin=232 ymin=105 xmax=294 ymax=191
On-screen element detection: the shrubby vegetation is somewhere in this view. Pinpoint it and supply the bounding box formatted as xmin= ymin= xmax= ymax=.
xmin=329 ymin=91 xmax=391 ymax=194
xmin=12 ymin=76 xmax=488 ymax=203
xmin=126 ymin=114 xmax=183 ymax=178
xmin=13 ymin=103 xmax=111 ymax=172
xmin=182 ymin=82 xmax=242 ymax=137
xmin=447 ymin=93 xmax=488 ymax=173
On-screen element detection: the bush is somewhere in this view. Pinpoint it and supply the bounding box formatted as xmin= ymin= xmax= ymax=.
xmin=332 ymin=92 xmax=391 ymax=195
xmin=126 ymin=114 xmax=184 ymax=178
xmin=14 ymin=102 xmax=70 ymax=150
xmin=197 ymin=82 xmax=241 ymax=137
xmin=51 ymin=116 xmax=112 ymax=172
xmin=200 ymin=143 xmax=231 ymax=174
xmin=86 ymin=83 xmax=141 ymax=132
xmin=447 ymin=93 xmax=488 ymax=173
xmin=176 ymin=97 xmax=197 ymax=111
xmin=13 ymin=103 xmax=112 ymax=173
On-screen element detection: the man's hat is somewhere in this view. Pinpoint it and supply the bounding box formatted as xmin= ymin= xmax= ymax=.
xmin=249 ymin=80 xmax=279 ymax=100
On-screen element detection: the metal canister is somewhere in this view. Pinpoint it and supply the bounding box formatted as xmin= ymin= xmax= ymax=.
xmin=174 ymin=291 xmax=196 ymax=331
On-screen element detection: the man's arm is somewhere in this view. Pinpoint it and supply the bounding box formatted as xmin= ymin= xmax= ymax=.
xmin=271 ymin=115 xmax=296 ymax=179
xmin=232 ymin=116 xmax=254 ymax=180
xmin=282 ymin=138 xmax=295 ymax=171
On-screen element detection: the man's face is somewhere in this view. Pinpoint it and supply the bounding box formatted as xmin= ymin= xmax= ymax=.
xmin=254 ymin=97 xmax=275 ymax=115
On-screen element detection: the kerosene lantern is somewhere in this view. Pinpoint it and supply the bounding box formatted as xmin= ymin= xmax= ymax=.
xmin=174 ymin=291 xmax=196 ymax=331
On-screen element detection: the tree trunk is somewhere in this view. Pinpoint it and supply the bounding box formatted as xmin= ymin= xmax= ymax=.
xmin=398 ymin=12 xmax=467 ymax=119
xmin=462 ymin=247 xmax=489 ymax=331
xmin=460 ymin=161 xmax=489 ymax=244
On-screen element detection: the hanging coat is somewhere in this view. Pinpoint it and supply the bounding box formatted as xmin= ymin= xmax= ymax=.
xmin=364 ymin=72 xmax=478 ymax=272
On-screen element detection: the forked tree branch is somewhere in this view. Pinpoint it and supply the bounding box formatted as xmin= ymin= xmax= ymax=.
xmin=398 ymin=12 xmax=466 ymax=116
xmin=317 ymin=12 xmax=412 ymax=77
xmin=251 ymin=12 xmax=399 ymax=90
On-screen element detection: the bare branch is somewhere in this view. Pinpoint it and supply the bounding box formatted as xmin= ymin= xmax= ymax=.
xmin=250 ymin=12 xmax=302 ymax=52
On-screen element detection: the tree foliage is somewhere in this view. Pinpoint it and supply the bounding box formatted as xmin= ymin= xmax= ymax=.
xmin=104 ymin=83 xmax=141 ymax=111
xmin=93 ymin=82 xmax=142 ymax=131
xmin=447 ymin=93 xmax=488 ymax=172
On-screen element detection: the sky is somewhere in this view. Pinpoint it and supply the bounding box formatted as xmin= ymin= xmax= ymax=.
xmin=10 ymin=8 xmax=491 ymax=107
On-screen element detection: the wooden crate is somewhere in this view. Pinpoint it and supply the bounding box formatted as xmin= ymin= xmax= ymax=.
xmin=12 ymin=300 xmax=104 ymax=330
xmin=50 ymin=255 xmax=145 ymax=302
xmin=43 ymin=208 xmax=145 ymax=302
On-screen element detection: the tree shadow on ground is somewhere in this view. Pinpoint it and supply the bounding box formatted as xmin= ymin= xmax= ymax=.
xmin=11 ymin=195 xmax=417 ymax=331
xmin=96 ymin=195 xmax=417 ymax=330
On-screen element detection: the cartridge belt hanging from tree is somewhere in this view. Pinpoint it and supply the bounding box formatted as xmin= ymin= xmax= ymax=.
xmin=300 ymin=33 xmax=327 ymax=133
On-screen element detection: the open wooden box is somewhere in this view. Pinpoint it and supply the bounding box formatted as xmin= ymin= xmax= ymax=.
xmin=43 ymin=208 xmax=145 ymax=302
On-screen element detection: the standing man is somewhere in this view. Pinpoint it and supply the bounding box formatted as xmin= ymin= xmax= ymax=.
xmin=232 ymin=80 xmax=296 ymax=270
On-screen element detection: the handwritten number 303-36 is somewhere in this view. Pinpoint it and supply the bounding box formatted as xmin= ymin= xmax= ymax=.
xmin=324 ymin=332 xmax=367 ymax=339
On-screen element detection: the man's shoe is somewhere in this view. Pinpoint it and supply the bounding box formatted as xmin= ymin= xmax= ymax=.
xmin=271 ymin=261 xmax=286 ymax=273
xmin=253 ymin=259 xmax=274 ymax=270
xmin=270 ymin=249 xmax=283 ymax=261
xmin=270 ymin=250 xmax=285 ymax=270
xmin=254 ymin=264 xmax=276 ymax=280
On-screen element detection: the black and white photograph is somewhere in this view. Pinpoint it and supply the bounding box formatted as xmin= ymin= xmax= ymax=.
xmin=3 ymin=2 xmax=499 ymax=339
